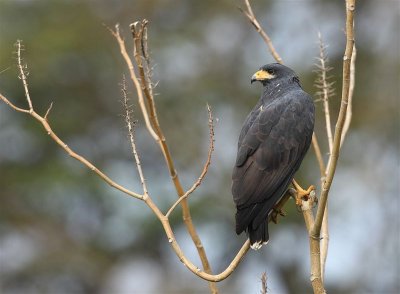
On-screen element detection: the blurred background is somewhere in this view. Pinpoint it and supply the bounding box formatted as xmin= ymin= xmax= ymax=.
xmin=0 ymin=0 xmax=398 ymax=293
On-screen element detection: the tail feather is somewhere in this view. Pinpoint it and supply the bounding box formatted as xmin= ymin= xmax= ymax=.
xmin=248 ymin=221 xmax=269 ymax=250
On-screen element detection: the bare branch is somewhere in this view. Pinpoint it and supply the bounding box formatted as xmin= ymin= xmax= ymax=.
xmin=0 ymin=91 xmax=144 ymax=200
xmin=16 ymin=40 xmax=33 ymax=111
xmin=314 ymin=33 xmax=335 ymax=154
xmin=0 ymin=92 xmax=30 ymax=113
xmin=108 ymin=24 xmax=159 ymax=140
xmin=239 ymin=0 xmax=283 ymax=64
xmin=319 ymin=48 xmax=356 ymax=281
xmin=44 ymin=102 xmax=53 ymax=120
xmin=166 ymin=104 xmax=215 ymax=218
xmin=320 ymin=206 xmax=329 ymax=282
xmin=121 ymin=75 xmax=149 ymax=197
xmin=312 ymin=0 xmax=356 ymax=243
xmin=116 ymin=21 xmax=218 ymax=292
xmin=260 ymin=272 xmax=268 ymax=294
xmin=340 ymin=44 xmax=356 ymax=147
xmin=313 ymin=35 xmax=334 ymax=281
xmin=312 ymin=132 xmax=326 ymax=181
xmin=130 ymin=21 xmax=162 ymax=139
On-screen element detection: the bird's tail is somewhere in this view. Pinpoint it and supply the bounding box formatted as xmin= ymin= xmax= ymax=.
xmin=248 ymin=221 xmax=269 ymax=250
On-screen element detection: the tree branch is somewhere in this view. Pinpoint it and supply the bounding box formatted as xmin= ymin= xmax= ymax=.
xmin=340 ymin=44 xmax=356 ymax=147
xmin=0 ymin=87 xmax=143 ymax=202
xmin=239 ymin=0 xmax=283 ymax=64
xmin=312 ymin=0 xmax=355 ymax=240
xmin=15 ymin=40 xmax=33 ymax=111
xmin=121 ymin=75 xmax=150 ymax=197
xmin=107 ymin=24 xmax=159 ymax=140
xmin=166 ymin=104 xmax=215 ymax=218
xmin=110 ymin=22 xmax=218 ymax=293
xmin=311 ymin=132 xmax=326 ymax=180
xmin=315 ymin=33 xmax=335 ymax=154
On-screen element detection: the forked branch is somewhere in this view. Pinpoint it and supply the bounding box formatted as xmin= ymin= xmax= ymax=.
xmin=109 ymin=22 xmax=218 ymax=293
xmin=312 ymin=0 xmax=356 ymax=239
xmin=0 ymin=44 xmax=143 ymax=201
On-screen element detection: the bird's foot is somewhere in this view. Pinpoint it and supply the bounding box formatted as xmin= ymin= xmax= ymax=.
xmin=292 ymin=179 xmax=316 ymax=206
xmin=271 ymin=207 xmax=286 ymax=224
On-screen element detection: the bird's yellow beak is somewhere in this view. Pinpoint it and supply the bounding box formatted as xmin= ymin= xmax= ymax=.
xmin=251 ymin=70 xmax=275 ymax=84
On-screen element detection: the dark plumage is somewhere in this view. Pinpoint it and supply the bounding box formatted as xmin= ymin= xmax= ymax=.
xmin=232 ymin=63 xmax=315 ymax=250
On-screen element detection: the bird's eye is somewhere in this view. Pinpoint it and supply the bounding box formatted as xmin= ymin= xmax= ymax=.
xmin=267 ymin=69 xmax=274 ymax=74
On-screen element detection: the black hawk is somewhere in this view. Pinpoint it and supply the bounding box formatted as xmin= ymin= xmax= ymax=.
xmin=232 ymin=63 xmax=315 ymax=250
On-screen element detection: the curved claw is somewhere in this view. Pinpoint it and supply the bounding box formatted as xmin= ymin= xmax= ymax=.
xmin=292 ymin=180 xmax=316 ymax=206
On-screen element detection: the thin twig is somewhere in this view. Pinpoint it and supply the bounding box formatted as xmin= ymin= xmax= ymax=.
xmin=0 ymin=93 xmax=30 ymax=113
xmin=315 ymin=33 xmax=334 ymax=154
xmin=16 ymin=40 xmax=33 ymax=111
xmin=44 ymin=102 xmax=53 ymax=120
xmin=0 ymin=93 xmax=144 ymax=201
xmin=239 ymin=0 xmax=283 ymax=64
xmin=108 ymin=24 xmax=159 ymax=140
xmin=166 ymin=104 xmax=215 ymax=218
xmin=121 ymin=75 xmax=149 ymax=197
xmin=130 ymin=21 xmax=163 ymax=139
xmin=312 ymin=132 xmax=326 ymax=180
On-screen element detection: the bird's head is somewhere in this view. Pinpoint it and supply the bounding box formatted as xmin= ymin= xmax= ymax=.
xmin=251 ymin=63 xmax=298 ymax=86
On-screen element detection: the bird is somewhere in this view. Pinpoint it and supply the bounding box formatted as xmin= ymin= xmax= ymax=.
xmin=232 ymin=63 xmax=315 ymax=250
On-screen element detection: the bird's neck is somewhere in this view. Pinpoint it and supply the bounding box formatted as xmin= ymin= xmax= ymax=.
xmin=261 ymin=77 xmax=301 ymax=103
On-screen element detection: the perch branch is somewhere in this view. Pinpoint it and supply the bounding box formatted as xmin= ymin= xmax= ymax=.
xmin=300 ymin=191 xmax=325 ymax=294
xmin=314 ymin=32 xmax=337 ymax=282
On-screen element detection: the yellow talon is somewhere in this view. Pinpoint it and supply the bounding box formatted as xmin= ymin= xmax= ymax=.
xmin=292 ymin=179 xmax=315 ymax=206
